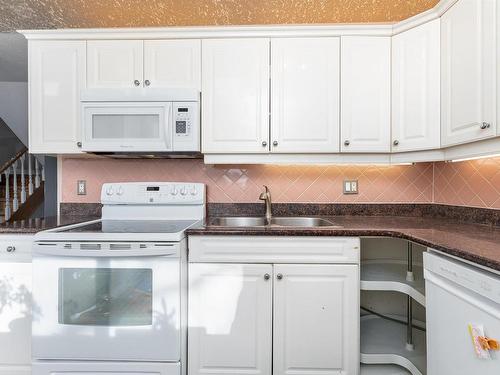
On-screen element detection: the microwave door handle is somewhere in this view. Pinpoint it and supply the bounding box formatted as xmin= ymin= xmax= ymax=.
xmin=167 ymin=103 xmax=173 ymax=150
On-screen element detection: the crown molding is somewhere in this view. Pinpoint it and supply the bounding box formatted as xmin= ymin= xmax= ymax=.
xmin=19 ymin=0 xmax=458 ymax=40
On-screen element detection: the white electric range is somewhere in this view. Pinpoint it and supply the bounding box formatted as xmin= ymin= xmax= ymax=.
xmin=32 ymin=182 xmax=205 ymax=375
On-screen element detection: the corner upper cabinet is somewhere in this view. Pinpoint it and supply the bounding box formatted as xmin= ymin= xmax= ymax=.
xmin=143 ymin=40 xmax=201 ymax=89
xmin=441 ymin=0 xmax=497 ymax=146
xmin=29 ymin=40 xmax=86 ymax=154
xmin=392 ymin=19 xmax=441 ymax=152
xmin=270 ymin=38 xmax=340 ymax=153
xmin=202 ymin=39 xmax=270 ymax=153
xmin=341 ymin=36 xmax=391 ymax=153
xmin=87 ymin=40 xmax=144 ymax=88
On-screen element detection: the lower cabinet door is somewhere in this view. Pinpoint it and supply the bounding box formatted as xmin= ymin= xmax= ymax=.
xmin=188 ymin=264 xmax=273 ymax=375
xmin=273 ymin=264 xmax=360 ymax=375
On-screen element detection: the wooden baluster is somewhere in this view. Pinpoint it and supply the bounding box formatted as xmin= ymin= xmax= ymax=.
xmin=20 ymin=154 xmax=26 ymax=204
xmin=12 ymin=161 xmax=18 ymax=212
xmin=28 ymin=154 xmax=33 ymax=195
xmin=4 ymin=169 xmax=10 ymax=221
xmin=35 ymin=157 xmax=40 ymax=189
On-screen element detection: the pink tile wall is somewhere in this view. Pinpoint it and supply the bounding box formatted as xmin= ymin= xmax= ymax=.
xmin=434 ymin=156 xmax=500 ymax=209
xmin=61 ymin=158 xmax=433 ymax=204
xmin=60 ymin=156 xmax=500 ymax=208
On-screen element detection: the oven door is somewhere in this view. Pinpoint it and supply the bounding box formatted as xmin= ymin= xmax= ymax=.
xmin=32 ymin=252 xmax=180 ymax=361
xmin=81 ymin=102 xmax=173 ymax=152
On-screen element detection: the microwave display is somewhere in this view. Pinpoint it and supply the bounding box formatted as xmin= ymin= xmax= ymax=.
xmin=177 ymin=108 xmax=188 ymax=112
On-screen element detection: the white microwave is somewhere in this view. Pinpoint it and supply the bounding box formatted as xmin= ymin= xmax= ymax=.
xmin=80 ymin=88 xmax=200 ymax=154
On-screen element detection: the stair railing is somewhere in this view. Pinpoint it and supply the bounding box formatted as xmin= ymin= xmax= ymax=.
xmin=1 ymin=148 xmax=44 ymax=222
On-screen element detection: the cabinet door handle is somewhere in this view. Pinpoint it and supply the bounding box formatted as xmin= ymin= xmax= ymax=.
xmin=6 ymin=246 xmax=15 ymax=253
xmin=276 ymin=273 xmax=283 ymax=280
xmin=144 ymin=80 xmax=151 ymax=86
xmin=393 ymin=140 xmax=399 ymax=146
xmin=262 ymin=141 xmax=267 ymax=147
xmin=134 ymin=80 xmax=141 ymax=86
xmin=480 ymin=122 xmax=491 ymax=130
xmin=76 ymin=142 xmax=82 ymax=148
xmin=273 ymin=141 xmax=278 ymax=146
xmin=344 ymin=140 xmax=350 ymax=146
xmin=264 ymin=273 xmax=270 ymax=281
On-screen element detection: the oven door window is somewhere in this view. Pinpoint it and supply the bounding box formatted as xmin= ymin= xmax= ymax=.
xmin=58 ymin=268 xmax=152 ymax=326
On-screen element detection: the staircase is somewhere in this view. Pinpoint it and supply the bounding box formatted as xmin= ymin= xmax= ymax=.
xmin=0 ymin=144 xmax=45 ymax=224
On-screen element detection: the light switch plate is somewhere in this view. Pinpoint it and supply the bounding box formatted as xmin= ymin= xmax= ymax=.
xmin=77 ymin=180 xmax=87 ymax=195
xmin=343 ymin=180 xmax=358 ymax=194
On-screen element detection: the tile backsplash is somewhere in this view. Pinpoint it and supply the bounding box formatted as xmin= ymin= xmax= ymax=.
xmin=60 ymin=156 xmax=500 ymax=209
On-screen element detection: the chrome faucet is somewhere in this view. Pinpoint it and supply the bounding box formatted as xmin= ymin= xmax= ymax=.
xmin=259 ymin=185 xmax=272 ymax=223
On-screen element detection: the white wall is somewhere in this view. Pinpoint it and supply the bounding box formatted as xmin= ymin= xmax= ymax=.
xmin=0 ymin=82 xmax=28 ymax=145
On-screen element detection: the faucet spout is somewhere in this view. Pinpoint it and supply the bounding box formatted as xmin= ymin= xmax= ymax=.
xmin=259 ymin=185 xmax=272 ymax=224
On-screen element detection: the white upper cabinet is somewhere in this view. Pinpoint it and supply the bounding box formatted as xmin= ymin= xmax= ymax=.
xmin=189 ymin=263 xmax=273 ymax=375
xmin=270 ymin=38 xmax=340 ymax=153
xmin=29 ymin=40 xmax=86 ymax=154
xmin=441 ymin=0 xmax=497 ymax=146
xmin=144 ymin=40 xmax=201 ymax=89
xmin=392 ymin=19 xmax=441 ymax=152
xmin=273 ymin=264 xmax=359 ymax=375
xmin=341 ymin=36 xmax=391 ymax=153
xmin=202 ymin=38 xmax=270 ymax=153
xmin=87 ymin=40 xmax=143 ymax=88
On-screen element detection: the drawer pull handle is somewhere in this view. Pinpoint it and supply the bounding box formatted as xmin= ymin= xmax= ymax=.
xmin=6 ymin=246 xmax=15 ymax=253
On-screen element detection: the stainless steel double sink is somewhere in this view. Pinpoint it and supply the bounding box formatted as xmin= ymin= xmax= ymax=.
xmin=208 ymin=216 xmax=342 ymax=228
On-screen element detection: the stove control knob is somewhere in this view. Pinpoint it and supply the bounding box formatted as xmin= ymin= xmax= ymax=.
xmin=116 ymin=186 xmax=124 ymax=196
xmin=170 ymin=187 xmax=178 ymax=196
xmin=106 ymin=186 xmax=114 ymax=196
xmin=180 ymin=186 xmax=188 ymax=196
xmin=190 ymin=186 xmax=197 ymax=196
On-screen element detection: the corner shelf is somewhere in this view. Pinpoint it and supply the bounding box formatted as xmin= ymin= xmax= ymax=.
xmin=361 ymin=315 xmax=426 ymax=375
xmin=361 ymin=364 xmax=411 ymax=375
xmin=361 ymin=259 xmax=425 ymax=306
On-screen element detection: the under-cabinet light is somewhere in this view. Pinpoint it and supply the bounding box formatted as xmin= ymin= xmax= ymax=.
xmin=448 ymin=153 xmax=500 ymax=163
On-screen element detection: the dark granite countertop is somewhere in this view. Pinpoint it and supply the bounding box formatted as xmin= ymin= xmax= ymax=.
xmin=0 ymin=215 xmax=99 ymax=234
xmin=187 ymin=216 xmax=500 ymax=272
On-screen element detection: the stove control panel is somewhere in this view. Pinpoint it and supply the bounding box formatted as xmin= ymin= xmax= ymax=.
xmin=101 ymin=182 xmax=206 ymax=205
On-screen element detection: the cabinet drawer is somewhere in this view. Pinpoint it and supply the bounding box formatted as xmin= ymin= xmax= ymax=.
xmin=188 ymin=236 xmax=360 ymax=264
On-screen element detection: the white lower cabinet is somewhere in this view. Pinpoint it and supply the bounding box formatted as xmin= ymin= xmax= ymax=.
xmin=188 ymin=237 xmax=360 ymax=375
xmin=188 ymin=263 xmax=273 ymax=375
xmin=273 ymin=264 xmax=359 ymax=375
xmin=0 ymin=236 xmax=33 ymax=375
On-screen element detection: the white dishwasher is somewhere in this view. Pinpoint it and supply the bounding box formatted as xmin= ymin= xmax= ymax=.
xmin=424 ymin=252 xmax=500 ymax=375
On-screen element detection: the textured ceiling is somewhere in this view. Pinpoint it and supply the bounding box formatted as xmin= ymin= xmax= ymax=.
xmin=1 ymin=0 xmax=440 ymax=32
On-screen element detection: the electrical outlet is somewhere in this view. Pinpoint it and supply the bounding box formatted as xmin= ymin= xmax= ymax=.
xmin=343 ymin=180 xmax=358 ymax=194
xmin=77 ymin=180 xmax=87 ymax=195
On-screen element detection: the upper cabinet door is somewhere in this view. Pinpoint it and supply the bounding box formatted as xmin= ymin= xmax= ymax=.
xmin=29 ymin=40 xmax=86 ymax=154
xmin=441 ymin=0 xmax=497 ymax=146
xmin=341 ymin=36 xmax=391 ymax=153
xmin=392 ymin=19 xmax=441 ymax=152
xmin=87 ymin=40 xmax=143 ymax=88
xmin=270 ymin=38 xmax=340 ymax=153
xmin=188 ymin=263 xmax=273 ymax=375
xmin=202 ymin=39 xmax=270 ymax=154
xmin=273 ymin=265 xmax=359 ymax=375
xmin=144 ymin=40 xmax=201 ymax=89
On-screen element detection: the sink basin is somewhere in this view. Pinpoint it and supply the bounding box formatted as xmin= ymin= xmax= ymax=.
xmin=271 ymin=217 xmax=340 ymax=227
xmin=209 ymin=217 xmax=267 ymax=227
xmin=208 ymin=216 xmax=341 ymax=228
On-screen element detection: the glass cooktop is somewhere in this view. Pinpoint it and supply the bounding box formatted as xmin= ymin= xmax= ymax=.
xmin=58 ymin=220 xmax=199 ymax=234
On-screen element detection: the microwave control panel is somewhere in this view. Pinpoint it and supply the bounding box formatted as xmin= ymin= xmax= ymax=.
xmin=172 ymin=102 xmax=200 ymax=151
